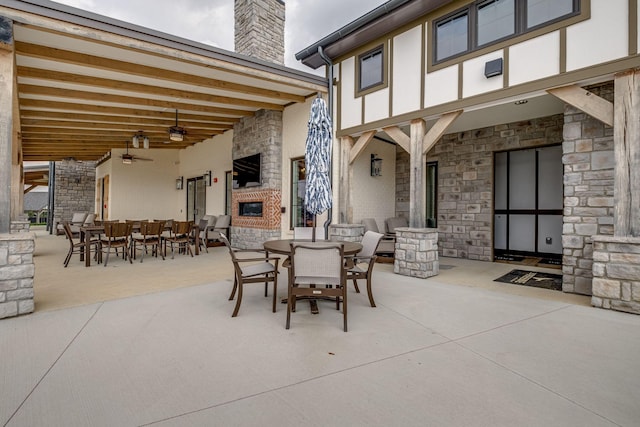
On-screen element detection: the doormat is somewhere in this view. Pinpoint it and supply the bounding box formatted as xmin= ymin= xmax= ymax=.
xmin=494 ymin=269 xmax=562 ymax=291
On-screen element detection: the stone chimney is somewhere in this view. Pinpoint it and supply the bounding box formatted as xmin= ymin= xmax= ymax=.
xmin=234 ymin=0 xmax=285 ymax=65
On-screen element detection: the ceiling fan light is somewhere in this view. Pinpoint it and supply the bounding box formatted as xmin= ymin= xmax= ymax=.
xmin=143 ymin=136 xmax=149 ymax=149
xmin=122 ymin=157 xmax=132 ymax=165
xmin=132 ymin=135 xmax=139 ymax=148
xmin=169 ymin=129 xmax=184 ymax=142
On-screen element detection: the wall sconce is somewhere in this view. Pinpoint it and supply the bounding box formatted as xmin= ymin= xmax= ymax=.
xmin=204 ymin=170 xmax=212 ymax=186
xmin=176 ymin=176 xmax=184 ymax=190
xmin=484 ymin=58 xmax=503 ymax=78
xmin=371 ymin=154 xmax=382 ymax=177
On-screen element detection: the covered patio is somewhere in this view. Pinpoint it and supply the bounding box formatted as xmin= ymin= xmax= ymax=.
xmin=3 ymin=227 xmax=639 ymax=426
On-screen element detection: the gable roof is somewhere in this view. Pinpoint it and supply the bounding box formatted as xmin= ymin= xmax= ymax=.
xmin=0 ymin=0 xmax=327 ymax=161
xmin=296 ymin=0 xmax=453 ymax=69
xmin=23 ymin=191 xmax=48 ymax=211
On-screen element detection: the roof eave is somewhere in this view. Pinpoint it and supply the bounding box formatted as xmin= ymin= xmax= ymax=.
xmin=296 ymin=0 xmax=454 ymax=69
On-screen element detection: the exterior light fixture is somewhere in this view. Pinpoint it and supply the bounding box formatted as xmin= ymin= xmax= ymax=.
xmin=176 ymin=176 xmax=184 ymax=190
xmin=143 ymin=136 xmax=150 ymax=149
xmin=514 ymin=99 xmax=528 ymax=105
xmin=169 ymin=109 xmax=185 ymax=142
xmin=132 ymin=135 xmax=140 ymax=148
xmin=371 ymin=154 xmax=382 ymax=177
xmin=204 ymin=170 xmax=212 ymax=186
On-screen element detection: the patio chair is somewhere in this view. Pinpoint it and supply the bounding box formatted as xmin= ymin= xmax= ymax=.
xmin=196 ymin=215 xmax=217 ymax=252
xmin=131 ymin=220 xmax=165 ymax=262
xmin=101 ymin=221 xmax=133 ymax=266
xmin=165 ymin=221 xmax=194 ymax=259
xmin=362 ymin=218 xmax=395 ymax=256
xmin=219 ymin=233 xmax=279 ymax=317
xmin=385 ymin=216 xmax=408 ymax=235
xmin=346 ymin=230 xmax=383 ymax=307
xmin=287 ymin=242 xmax=347 ymax=331
xmin=203 ymin=215 xmax=231 ymax=247
xmin=62 ymin=221 xmax=101 ymax=267
xmin=56 ymin=212 xmax=88 ymax=235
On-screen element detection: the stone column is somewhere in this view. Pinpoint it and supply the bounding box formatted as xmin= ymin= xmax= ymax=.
xmin=328 ymin=224 xmax=363 ymax=242
xmin=234 ymin=0 xmax=284 ymax=65
xmin=0 ymin=232 xmax=35 ymax=319
xmin=394 ymin=227 xmax=439 ymax=278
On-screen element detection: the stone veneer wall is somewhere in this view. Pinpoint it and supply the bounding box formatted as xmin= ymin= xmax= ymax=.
xmin=52 ymin=160 xmax=96 ymax=232
xmin=396 ymin=114 xmax=564 ymax=261
xmin=591 ymin=236 xmax=640 ymax=314
xmin=561 ymin=83 xmax=614 ymax=295
xmin=0 ymin=231 xmax=35 ymax=319
xmin=394 ymin=228 xmax=439 ymax=278
xmin=231 ymin=109 xmax=283 ymax=248
xmin=234 ymin=0 xmax=284 ymax=65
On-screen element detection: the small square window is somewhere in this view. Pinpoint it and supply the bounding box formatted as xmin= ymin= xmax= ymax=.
xmin=527 ymin=0 xmax=575 ymax=28
xmin=359 ymin=46 xmax=384 ymax=91
xmin=477 ymin=0 xmax=515 ymax=46
xmin=436 ymin=12 xmax=469 ymax=62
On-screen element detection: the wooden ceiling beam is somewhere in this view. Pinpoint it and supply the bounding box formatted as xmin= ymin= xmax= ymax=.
xmin=20 ymin=119 xmax=227 ymax=132
xmin=19 ymin=99 xmax=240 ymax=122
xmin=18 ymin=66 xmax=287 ymax=110
xmin=15 ymin=42 xmax=306 ymax=103
xmin=19 ymin=111 xmax=235 ymax=129
xmin=18 ymin=84 xmax=258 ymax=115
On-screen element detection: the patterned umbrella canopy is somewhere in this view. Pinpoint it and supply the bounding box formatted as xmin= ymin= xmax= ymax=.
xmin=304 ymin=96 xmax=333 ymax=239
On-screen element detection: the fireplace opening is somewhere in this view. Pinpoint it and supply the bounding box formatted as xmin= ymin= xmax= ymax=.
xmin=239 ymin=201 xmax=263 ymax=217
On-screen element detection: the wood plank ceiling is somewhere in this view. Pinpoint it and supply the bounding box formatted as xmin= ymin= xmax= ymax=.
xmin=1 ymin=2 xmax=326 ymax=162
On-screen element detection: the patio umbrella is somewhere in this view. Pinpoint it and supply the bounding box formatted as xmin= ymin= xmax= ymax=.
xmin=304 ymin=96 xmax=333 ymax=241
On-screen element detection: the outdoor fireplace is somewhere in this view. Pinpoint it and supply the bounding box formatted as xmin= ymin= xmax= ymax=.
xmin=239 ymin=201 xmax=263 ymax=217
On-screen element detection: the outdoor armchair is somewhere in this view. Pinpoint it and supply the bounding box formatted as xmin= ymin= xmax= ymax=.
xmin=101 ymin=221 xmax=133 ymax=266
xmin=62 ymin=221 xmax=100 ymax=267
xmin=203 ymin=215 xmax=231 ymax=247
xmin=362 ymin=218 xmax=395 ymax=256
xmin=287 ymin=242 xmax=347 ymax=331
xmin=220 ymin=233 xmax=279 ymax=317
xmin=346 ymin=230 xmax=383 ymax=307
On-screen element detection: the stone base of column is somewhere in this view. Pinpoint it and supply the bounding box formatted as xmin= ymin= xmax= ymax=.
xmin=394 ymin=228 xmax=439 ymax=278
xmin=329 ymin=224 xmax=364 ymax=242
xmin=592 ymin=235 xmax=640 ymax=315
xmin=0 ymin=232 xmax=35 ymax=319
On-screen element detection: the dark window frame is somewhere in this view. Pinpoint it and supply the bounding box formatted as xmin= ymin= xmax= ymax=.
xmin=433 ymin=0 xmax=580 ymax=64
xmin=356 ymin=44 xmax=387 ymax=96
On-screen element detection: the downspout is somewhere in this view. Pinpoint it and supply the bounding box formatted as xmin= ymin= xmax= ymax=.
xmin=48 ymin=161 xmax=55 ymax=234
xmin=318 ymin=46 xmax=334 ymax=236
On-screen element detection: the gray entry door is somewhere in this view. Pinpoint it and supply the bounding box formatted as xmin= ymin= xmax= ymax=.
xmin=494 ymin=145 xmax=563 ymax=258
xmin=187 ymin=177 xmax=206 ymax=223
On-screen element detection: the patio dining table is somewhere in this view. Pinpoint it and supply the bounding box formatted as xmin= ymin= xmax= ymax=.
xmin=79 ymin=223 xmax=200 ymax=267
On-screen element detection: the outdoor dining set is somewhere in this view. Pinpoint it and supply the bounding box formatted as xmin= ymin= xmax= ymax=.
xmin=61 ymin=214 xmax=232 ymax=268
xmin=222 ymin=228 xmax=385 ymax=332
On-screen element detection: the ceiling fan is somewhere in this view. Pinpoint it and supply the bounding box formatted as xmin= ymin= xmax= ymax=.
xmin=168 ymin=109 xmax=186 ymax=143
xmin=119 ymin=140 xmax=152 ymax=164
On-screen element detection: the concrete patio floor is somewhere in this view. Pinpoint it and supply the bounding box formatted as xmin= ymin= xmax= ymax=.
xmin=1 ymin=229 xmax=639 ymax=426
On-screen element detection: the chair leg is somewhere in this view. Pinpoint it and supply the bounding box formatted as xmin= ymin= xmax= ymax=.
xmin=271 ymin=275 xmax=278 ymax=313
xmin=286 ymin=288 xmax=292 ymax=329
xmin=64 ymin=249 xmax=72 ymax=267
xmin=366 ymin=276 xmax=376 ymax=307
xmin=231 ymin=282 xmax=243 ymax=317
xmin=352 ymin=278 xmax=361 ymax=293
xmin=342 ymin=287 xmax=348 ymax=332
xmin=228 ymin=276 xmax=238 ymax=300
xmin=104 ymin=243 xmax=111 ymax=266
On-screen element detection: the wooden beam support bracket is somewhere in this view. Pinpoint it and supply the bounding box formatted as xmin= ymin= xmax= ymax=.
xmin=548 ymin=85 xmax=614 ymax=127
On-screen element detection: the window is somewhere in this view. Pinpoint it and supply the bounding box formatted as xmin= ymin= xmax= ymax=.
xmin=477 ymin=0 xmax=514 ymax=46
xmin=436 ymin=13 xmax=468 ymax=61
xmin=527 ymin=0 xmax=574 ymax=28
xmin=434 ymin=0 xmax=580 ymax=63
xmin=358 ymin=46 xmax=384 ymax=92
xmin=291 ymin=158 xmax=314 ymax=229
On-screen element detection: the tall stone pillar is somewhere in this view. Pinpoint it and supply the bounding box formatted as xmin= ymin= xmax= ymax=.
xmin=234 ymin=0 xmax=285 ymax=65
